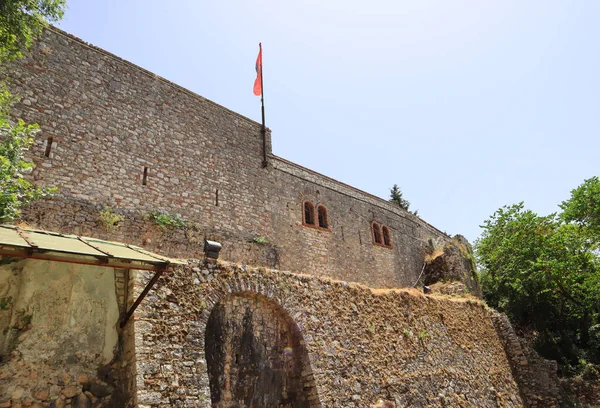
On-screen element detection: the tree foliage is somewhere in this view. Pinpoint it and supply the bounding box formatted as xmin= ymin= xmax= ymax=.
xmin=389 ymin=184 xmax=410 ymax=211
xmin=560 ymin=176 xmax=600 ymax=235
xmin=0 ymin=0 xmax=66 ymax=62
xmin=0 ymin=0 xmax=64 ymax=222
xmin=475 ymin=179 xmax=600 ymax=374
xmin=0 ymin=101 xmax=55 ymax=223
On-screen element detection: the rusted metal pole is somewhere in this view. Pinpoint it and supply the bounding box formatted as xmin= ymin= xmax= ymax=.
xmin=120 ymin=266 xmax=168 ymax=328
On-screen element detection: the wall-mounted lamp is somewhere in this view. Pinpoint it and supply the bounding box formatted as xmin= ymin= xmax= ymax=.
xmin=204 ymin=240 xmax=222 ymax=260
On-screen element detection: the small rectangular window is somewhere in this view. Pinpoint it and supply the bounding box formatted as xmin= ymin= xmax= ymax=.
xmin=44 ymin=137 xmax=53 ymax=157
xmin=142 ymin=167 xmax=148 ymax=185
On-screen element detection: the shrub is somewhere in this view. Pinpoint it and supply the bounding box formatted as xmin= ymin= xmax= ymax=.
xmin=150 ymin=210 xmax=186 ymax=229
xmin=99 ymin=206 xmax=124 ymax=232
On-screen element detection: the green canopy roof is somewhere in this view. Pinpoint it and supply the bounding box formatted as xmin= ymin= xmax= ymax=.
xmin=0 ymin=225 xmax=184 ymax=271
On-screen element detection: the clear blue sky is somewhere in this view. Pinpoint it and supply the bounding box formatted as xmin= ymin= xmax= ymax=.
xmin=56 ymin=0 xmax=599 ymax=243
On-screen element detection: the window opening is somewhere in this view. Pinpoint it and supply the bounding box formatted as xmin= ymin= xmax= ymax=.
xmin=303 ymin=201 xmax=315 ymax=225
xmin=215 ymin=189 xmax=219 ymax=206
xmin=142 ymin=167 xmax=148 ymax=186
xmin=372 ymin=222 xmax=382 ymax=244
xmin=317 ymin=205 xmax=328 ymax=229
xmin=382 ymin=226 xmax=391 ymax=247
xmin=44 ymin=137 xmax=53 ymax=157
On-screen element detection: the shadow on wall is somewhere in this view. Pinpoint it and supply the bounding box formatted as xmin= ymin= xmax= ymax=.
xmin=0 ymin=259 xmax=121 ymax=406
xmin=204 ymin=292 xmax=321 ymax=408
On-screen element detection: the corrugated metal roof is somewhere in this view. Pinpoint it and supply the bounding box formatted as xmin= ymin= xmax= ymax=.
xmin=0 ymin=225 xmax=184 ymax=270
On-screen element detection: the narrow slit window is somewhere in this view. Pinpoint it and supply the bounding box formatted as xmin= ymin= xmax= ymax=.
xmin=44 ymin=137 xmax=53 ymax=157
xmin=142 ymin=167 xmax=148 ymax=185
xmin=317 ymin=205 xmax=328 ymax=229
xmin=215 ymin=189 xmax=219 ymax=206
xmin=303 ymin=201 xmax=315 ymax=226
xmin=382 ymin=226 xmax=391 ymax=247
xmin=372 ymin=222 xmax=382 ymax=244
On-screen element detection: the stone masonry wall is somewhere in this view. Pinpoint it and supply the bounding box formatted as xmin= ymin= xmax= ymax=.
xmin=131 ymin=261 xmax=524 ymax=407
xmin=204 ymin=293 xmax=320 ymax=407
xmin=490 ymin=312 xmax=561 ymax=407
xmin=3 ymin=27 xmax=449 ymax=289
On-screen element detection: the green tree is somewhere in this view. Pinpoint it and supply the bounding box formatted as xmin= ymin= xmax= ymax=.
xmin=389 ymin=184 xmax=410 ymax=211
xmin=476 ymin=180 xmax=600 ymax=374
xmin=0 ymin=0 xmax=65 ymax=222
xmin=0 ymin=114 xmax=54 ymax=223
xmin=0 ymin=0 xmax=66 ymax=62
xmin=560 ymin=176 xmax=600 ymax=235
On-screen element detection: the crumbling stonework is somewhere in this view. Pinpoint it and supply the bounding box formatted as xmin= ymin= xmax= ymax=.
xmin=491 ymin=312 xmax=561 ymax=407
xmin=423 ymin=235 xmax=481 ymax=297
xmin=131 ymin=261 xmax=524 ymax=407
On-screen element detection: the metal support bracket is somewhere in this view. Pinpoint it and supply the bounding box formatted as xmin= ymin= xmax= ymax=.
xmin=120 ymin=266 xmax=168 ymax=328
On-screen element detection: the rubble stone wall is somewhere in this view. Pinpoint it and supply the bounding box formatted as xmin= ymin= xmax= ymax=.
xmin=490 ymin=312 xmax=561 ymax=408
xmin=204 ymin=293 xmax=320 ymax=407
xmin=132 ymin=261 xmax=524 ymax=407
xmin=4 ymin=27 xmax=448 ymax=289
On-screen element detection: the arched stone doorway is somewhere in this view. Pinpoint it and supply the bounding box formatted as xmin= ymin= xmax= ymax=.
xmin=204 ymin=292 xmax=320 ymax=407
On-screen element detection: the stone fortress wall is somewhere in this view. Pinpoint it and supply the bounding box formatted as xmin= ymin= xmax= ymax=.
xmin=4 ymin=27 xmax=448 ymax=289
xmin=131 ymin=261 xmax=525 ymax=407
xmin=0 ymin=27 xmax=564 ymax=408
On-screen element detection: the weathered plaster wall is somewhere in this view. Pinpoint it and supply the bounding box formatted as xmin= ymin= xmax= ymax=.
xmin=0 ymin=259 xmax=122 ymax=407
xmin=4 ymin=27 xmax=449 ymax=289
xmin=131 ymin=261 xmax=524 ymax=407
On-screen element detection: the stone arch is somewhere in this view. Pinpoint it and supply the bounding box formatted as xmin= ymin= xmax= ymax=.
xmin=204 ymin=291 xmax=321 ymax=407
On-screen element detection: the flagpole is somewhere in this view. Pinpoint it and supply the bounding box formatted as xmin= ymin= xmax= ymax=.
xmin=260 ymin=43 xmax=267 ymax=168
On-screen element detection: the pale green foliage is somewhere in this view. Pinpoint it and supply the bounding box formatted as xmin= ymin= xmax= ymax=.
xmin=0 ymin=113 xmax=55 ymax=223
xmin=0 ymin=0 xmax=66 ymax=62
xmin=0 ymin=0 xmax=65 ymax=223
xmin=150 ymin=211 xmax=186 ymax=229
xmin=98 ymin=206 xmax=124 ymax=232
xmin=560 ymin=176 xmax=600 ymax=235
xmin=0 ymin=84 xmax=12 ymax=117
xmin=476 ymin=178 xmax=600 ymax=374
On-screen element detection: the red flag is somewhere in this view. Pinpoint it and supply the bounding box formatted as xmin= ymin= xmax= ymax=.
xmin=253 ymin=44 xmax=262 ymax=96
